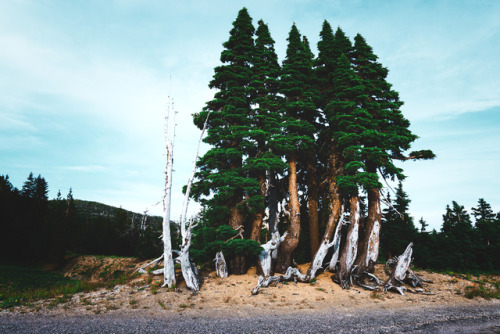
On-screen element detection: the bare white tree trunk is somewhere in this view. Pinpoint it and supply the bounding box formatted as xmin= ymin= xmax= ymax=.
xmin=179 ymin=219 xmax=200 ymax=291
xmin=328 ymin=212 xmax=345 ymax=271
xmin=175 ymin=112 xmax=210 ymax=292
xmin=215 ymin=251 xmax=228 ymax=278
xmin=306 ymin=206 xmax=345 ymax=279
xmin=257 ymin=231 xmax=286 ymax=277
xmin=162 ymin=98 xmax=176 ymax=288
xmin=337 ymin=196 xmax=360 ymax=289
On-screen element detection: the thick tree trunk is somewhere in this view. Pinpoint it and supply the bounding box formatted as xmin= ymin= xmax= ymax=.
xmin=228 ymin=194 xmax=247 ymax=274
xmin=306 ymin=151 xmax=320 ymax=257
xmin=250 ymin=174 xmax=266 ymax=242
xmin=306 ymin=149 xmax=343 ymax=277
xmin=229 ymin=194 xmax=245 ymax=232
xmin=353 ymin=188 xmax=381 ymax=275
xmin=337 ymin=194 xmax=360 ymax=288
xmin=306 ymin=183 xmax=343 ymax=279
xmin=276 ymin=155 xmax=301 ymax=273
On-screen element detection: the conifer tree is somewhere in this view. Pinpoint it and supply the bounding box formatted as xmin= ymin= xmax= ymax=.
xmin=192 ymin=8 xmax=258 ymax=236
xmin=246 ymin=19 xmax=286 ymax=242
xmin=306 ymin=25 xmax=354 ymax=273
xmin=380 ymin=182 xmax=418 ymax=260
xmin=350 ymin=33 xmax=434 ymax=275
xmin=275 ymin=24 xmax=316 ymax=272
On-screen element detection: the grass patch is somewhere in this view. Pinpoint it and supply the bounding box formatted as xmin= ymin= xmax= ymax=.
xmin=0 ymin=265 xmax=97 ymax=309
xmin=464 ymin=281 xmax=500 ymax=300
xmin=0 ymin=263 xmax=134 ymax=310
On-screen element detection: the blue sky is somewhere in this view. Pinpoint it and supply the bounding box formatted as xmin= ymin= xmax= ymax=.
xmin=1 ymin=0 xmax=499 ymax=230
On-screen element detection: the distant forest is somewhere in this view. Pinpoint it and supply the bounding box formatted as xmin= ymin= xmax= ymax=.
xmin=0 ymin=173 xmax=498 ymax=272
xmin=0 ymin=173 xmax=179 ymax=265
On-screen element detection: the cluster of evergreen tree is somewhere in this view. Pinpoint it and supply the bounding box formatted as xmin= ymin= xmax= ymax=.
xmin=0 ymin=173 xmax=173 ymax=264
xmin=191 ymin=8 xmax=433 ymax=276
xmin=381 ymin=183 xmax=500 ymax=272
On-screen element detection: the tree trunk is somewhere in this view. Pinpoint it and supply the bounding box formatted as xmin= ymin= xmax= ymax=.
xmin=162 ymin=99 xmax=176 ymax=288
xmin=384 ymin=242 xmax=413 ymax=295
xmin=353 ymin=188 xmax=381 ymax=275
xmin=267 ymin=170 xmax=279 ymax=235
xmin=306 ymin=149 xmax=343 ymax=278
xmin=306 ymin=151 xmax=320 ymax=258
xmin=337 ymin=194 xmax=360 ymax=288
xmin=214 ymin=251 xmax=228 ymax=278
xmin=275 ymin=155 xmax=301 ymax=273
xmin=250 ymin=174 xmax=266 ymax=242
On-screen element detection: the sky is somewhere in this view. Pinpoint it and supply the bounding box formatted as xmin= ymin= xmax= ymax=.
xmin=1 ymin=0 xmax=499 ymax=230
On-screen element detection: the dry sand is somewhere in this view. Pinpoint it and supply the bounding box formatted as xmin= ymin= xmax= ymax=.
xmin=3 ymin=256 xmax=498 ymax=317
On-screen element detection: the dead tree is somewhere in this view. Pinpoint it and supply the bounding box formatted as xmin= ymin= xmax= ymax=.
xmin=175 ymin=111 xmax=211 ymax=292
xmin=161 ymin=97 xmax=176 ymax=288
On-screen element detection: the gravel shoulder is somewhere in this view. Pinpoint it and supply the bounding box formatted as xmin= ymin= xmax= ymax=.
xmin=1 ymin=304 xmax=499 ymax=333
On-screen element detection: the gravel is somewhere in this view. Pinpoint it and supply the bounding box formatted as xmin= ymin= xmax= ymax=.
xmin=1 ymin=304 xmax=499 ymax=333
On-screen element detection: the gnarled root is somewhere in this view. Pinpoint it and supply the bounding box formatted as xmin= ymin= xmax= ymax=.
xmin=251 ymin=275 xmax=282 ymax=295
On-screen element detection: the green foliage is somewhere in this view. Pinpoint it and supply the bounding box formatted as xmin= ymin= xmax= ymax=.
xmin=191 ymin=225 xmax=262 ymax=266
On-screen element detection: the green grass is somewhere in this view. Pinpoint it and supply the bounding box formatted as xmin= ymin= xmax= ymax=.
xmin=0 ymin=265 xmax=98 ymax=309
xmin=464 ymin=281 xmax=500 ymax=300
xmin=0 ymin=264 xmax=135 ymax=309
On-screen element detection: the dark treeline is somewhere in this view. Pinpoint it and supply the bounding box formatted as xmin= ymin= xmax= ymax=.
xmin=3 ymin=172 xmax=498 ymax=273
xmin=0 ymin=173 xmax=176 ymax=265
xmin=381 ymin=183 xmax=500 ymax=272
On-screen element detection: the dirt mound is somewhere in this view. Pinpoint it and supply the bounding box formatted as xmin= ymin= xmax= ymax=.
xmin=61 ymin=255 xmax=141 ymax=283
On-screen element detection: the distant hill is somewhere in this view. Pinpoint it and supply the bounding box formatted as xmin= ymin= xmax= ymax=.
xmin=73 ymin=199 xmax=163 ymax=224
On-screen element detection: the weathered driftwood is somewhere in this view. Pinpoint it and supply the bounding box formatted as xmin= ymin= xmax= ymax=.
xmin=136 ymin=254 xmax=164 ymax=275
xmin=251 ymin=275 xmax=282 ymax=295
xmin=384 ymin=242 xmax=413 ymax=295
xmin=214 ymin=251 xmax=228 ymax=278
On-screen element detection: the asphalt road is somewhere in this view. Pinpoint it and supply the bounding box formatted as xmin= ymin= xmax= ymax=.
xmin=1 ymin=304 xmax=499 ymax=333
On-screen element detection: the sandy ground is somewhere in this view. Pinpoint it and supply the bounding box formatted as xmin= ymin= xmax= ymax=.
xmin=2 ymin=256 xmax=498 ymax=318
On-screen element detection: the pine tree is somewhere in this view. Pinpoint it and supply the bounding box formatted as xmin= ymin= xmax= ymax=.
xmin=350 ymin=34 xmax=434 ymax=275
xmin=419 ymin=217 xmax=428 ymax=232
xmin=325 ymin=53 xmax=380 ymax=285
xmin=441 ymin=201 xmax=476 ymax=270
xmin=246 ymin=19 xmax=286 ymax=242
xmin=21 ymin=172 xmax=36 ymax=199
xmin=274 ymin=24 xmax=316 ymax=272
xmin=471 ymin=198 xmax=499 ymax=269
xmin=192 ymin=8 xmax=258 ymax=237
xmin=380 ymin=183 xmax=418 ymax=260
